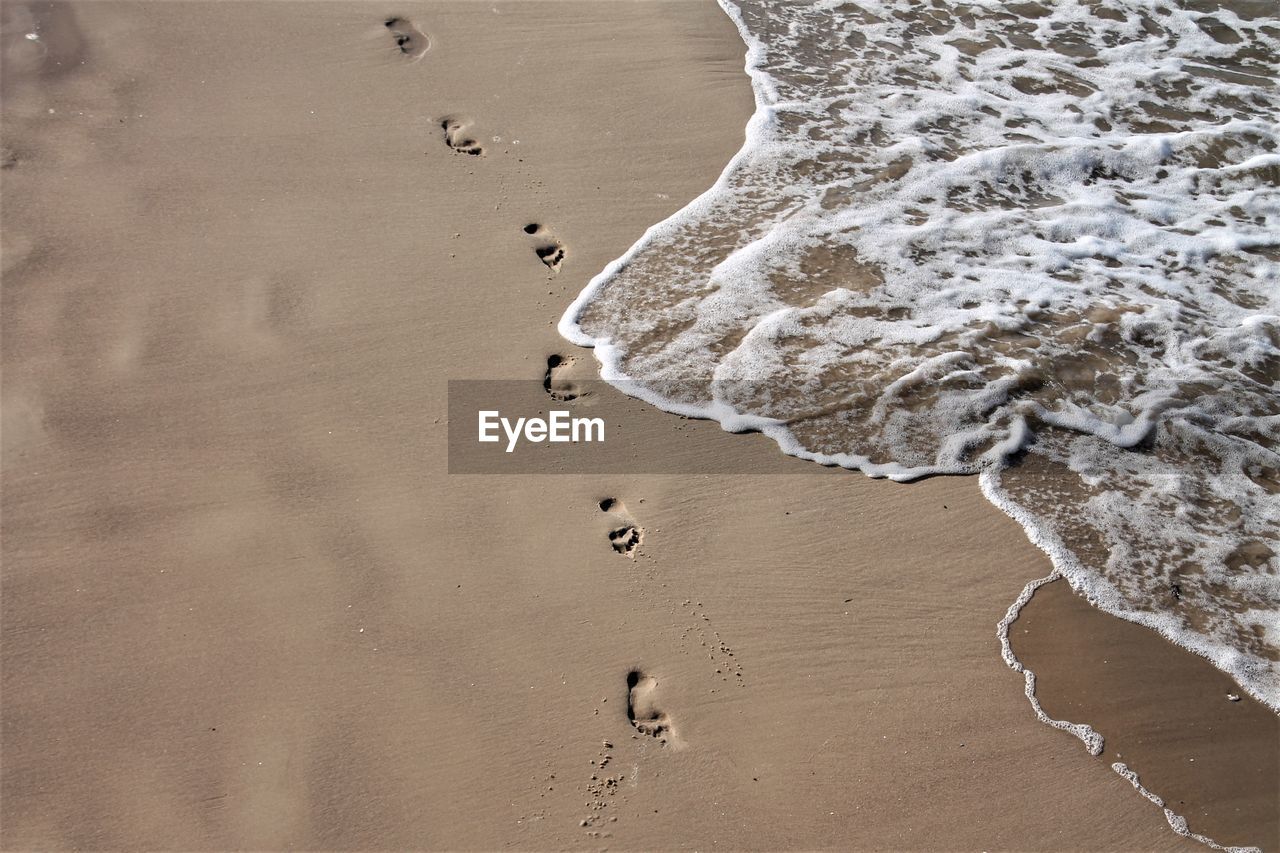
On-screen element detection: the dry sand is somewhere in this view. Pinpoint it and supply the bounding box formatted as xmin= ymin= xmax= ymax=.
xmin=1 ymin=1 xmax=1273 ymax=849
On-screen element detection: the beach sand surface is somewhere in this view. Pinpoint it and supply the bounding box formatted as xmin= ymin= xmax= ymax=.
xmin=1 ymin=2 xmax=1270 ymax=849
xmin=1014 ymin=581 xmax=1278 ymax=851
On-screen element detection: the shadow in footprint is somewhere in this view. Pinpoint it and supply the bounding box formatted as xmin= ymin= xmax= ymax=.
xmin=536 ymin=241 xmax=566 ymax=272
xmin=609 ymin=526 xmax=643 ymax=556
xmin=544 ymin=354 xmax=579 ymax=401
xmin=440 ymin=116 xmax=484 ymax=156
xmin=384 ymin=17 xmax=429 ymax=59
xmin=521 ymin=222 xmax=566 ymax=272
xmin=627 ymin=670 xmax=679 ymax=746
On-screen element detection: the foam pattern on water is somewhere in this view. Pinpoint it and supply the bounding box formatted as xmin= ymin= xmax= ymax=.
xmin=561 ymin=0 xmax=1280 ymax=707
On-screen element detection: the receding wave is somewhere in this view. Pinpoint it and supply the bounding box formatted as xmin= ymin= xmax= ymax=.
xmin=560 ymin=0 xmax=1280 ymax=709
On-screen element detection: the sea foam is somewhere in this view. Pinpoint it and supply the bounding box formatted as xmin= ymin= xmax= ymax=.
xmin=561 ymin=0 xmax=1280 ymax=710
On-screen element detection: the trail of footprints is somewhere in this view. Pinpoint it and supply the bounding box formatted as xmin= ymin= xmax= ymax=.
xmin=382 ymin=16 xmax=570 ymax=272
xmin=379 ymin=23 xmax=718 ymax=834
xmin=571 ymin=493 xmax=746 ymax=834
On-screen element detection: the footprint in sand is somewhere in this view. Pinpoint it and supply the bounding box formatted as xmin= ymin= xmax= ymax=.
xmin=544 ymin=353 xmax=580 ymax=401
xmin=535 ymin=242 xmax=566 ymax=273
xmin=383 ymin=17 xmax=429 ymax=59
xmin=440 ymin=115 xmax=484 ymax=156
xmin=599 ymin=497 xmax=643 ymax=557
xmin=522 ymin=223 xmax=566 ymax=272
xmin=608 ymin=525 xmax=643 ymax=557
xmin=627 ymin=670 xmax=679 ymax=746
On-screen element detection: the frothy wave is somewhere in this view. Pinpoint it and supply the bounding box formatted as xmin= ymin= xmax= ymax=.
xmin=560 ymin=0 xmax=1280 ymax=708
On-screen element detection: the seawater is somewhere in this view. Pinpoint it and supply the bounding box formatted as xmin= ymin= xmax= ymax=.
xmin=560 ymin=0 xmax=1280 ymax=712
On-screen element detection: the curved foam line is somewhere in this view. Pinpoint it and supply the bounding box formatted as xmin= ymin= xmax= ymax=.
xmin=560 ymin=0 xmax=1020 ymax=483
xmin=980 ymin=468 xmax=1279 ymax=713
xmin=999 ymin=581 xmax=1267 ymax=850
xmin=996 ymin=572 xmax=1105 ymax=756
xmin=1112 ymin=762 xmax=1262 ymax=852
xmin=558 ymin=0 xmax=774 ymax=357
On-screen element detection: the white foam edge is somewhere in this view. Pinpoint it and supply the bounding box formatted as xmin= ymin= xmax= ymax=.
xmin=1112 ymin=762 xmax=1262 ymax=852
xmin=557 ymin=0 xmax=776 ymax=358
xmin=557 ymin=3 xmax=1278 ymax=844
xmin=981 ymin=467 xmax=1280 ymax=714
xmin=559 ymin=0 xmax=1278 ymax=701
xmin=998 ymin=575 xmax=1267 ymax=851
xmin=555 ymin=1 xmax=1280 ymax=846
xmin=995 ymin=570 xmax=1106 ymax=756
xmin=557 ymin=0 xmax=1185 ymax=480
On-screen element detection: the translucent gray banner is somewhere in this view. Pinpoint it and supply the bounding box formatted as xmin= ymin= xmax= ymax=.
xmin=446 ymin=380 xmax=824 ymax=474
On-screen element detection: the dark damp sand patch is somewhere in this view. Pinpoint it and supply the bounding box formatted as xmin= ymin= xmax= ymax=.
xmin=1011 ymin=579 xmax=1279 ymax=851
xmin=1 ymin=1 xmax=88 ymax=80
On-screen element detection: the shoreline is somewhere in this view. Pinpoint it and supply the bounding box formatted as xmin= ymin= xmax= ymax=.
xmin=561 ymin=0 xmax=1277 ymax=715
xmin=1013 ymin=579 xmax=1279 ymax=851
xmin=1 ymin=1 xmax=1272 ymax=849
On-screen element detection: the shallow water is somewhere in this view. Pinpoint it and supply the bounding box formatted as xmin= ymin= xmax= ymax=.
xmin=561 ymin=0 xmax=1280 ymax=708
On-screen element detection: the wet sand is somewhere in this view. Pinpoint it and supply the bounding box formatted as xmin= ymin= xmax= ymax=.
xmin=0 ymin=1 xmax=1270 ymax=849
xmin=1013 ymin=580 xmax=1279 ymax=851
